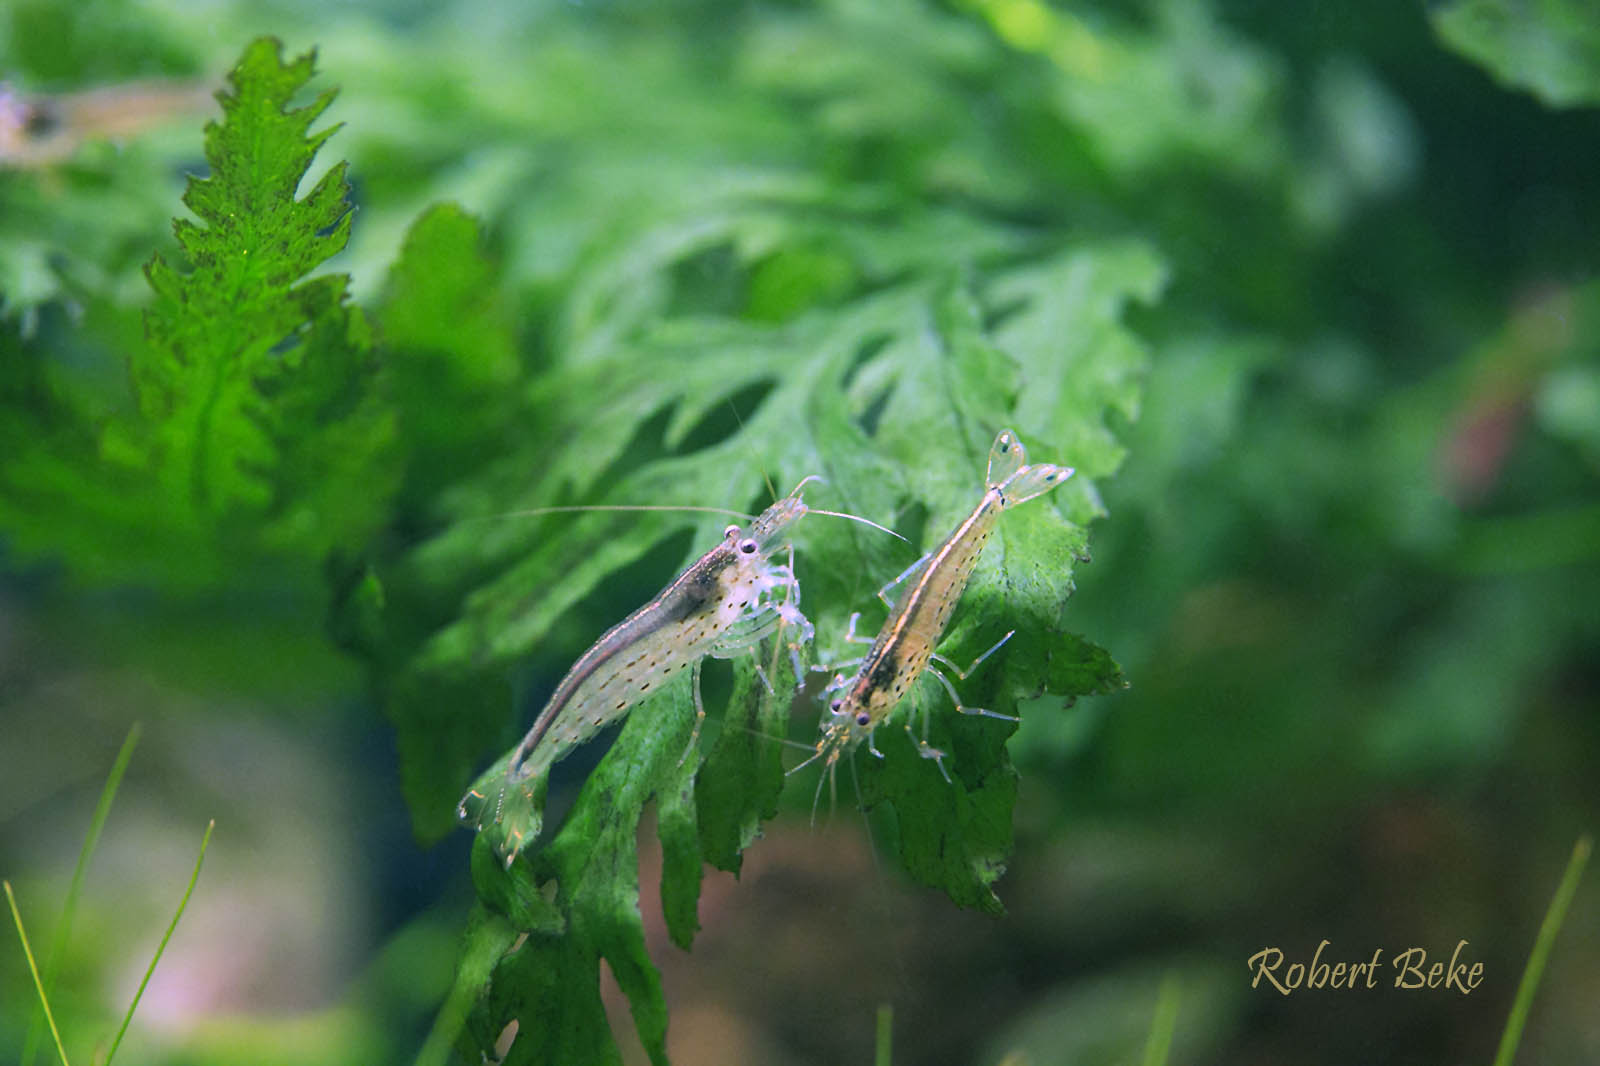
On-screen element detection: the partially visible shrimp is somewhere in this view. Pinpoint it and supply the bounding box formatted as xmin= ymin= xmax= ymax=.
xmin=0 ymin=80 xmax=212 ymax=168
xmin=459 ymin=477 xmax=899 ymax=867
xmin=799 ymin=429 xmax=1074 ymax=786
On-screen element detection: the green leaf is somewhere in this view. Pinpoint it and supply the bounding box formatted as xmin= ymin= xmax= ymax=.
xmin=0 ymin=35 xmax=399 ymax=590
xmin=394 ymin=670 xmax=515 ymax=844
xmin=964 ymin=0 xmax=1288 ymax=182
xmin=376 ymin=202 xmax=519 ymax=503
xmin=1432 ymin=0 xmax=1600 ymax=108
xmin=438 ymin=236 xmax=1162 ymax=1058
xmin=355 ymin=203 xmax=526 ymax=837
xmin=859 ymin=703 xmax=1020 ymax=916
xmin=327 ymin=13 xmax=1171 ymax=1058
xmin=419 ymin=908 xmax=519 ymax=1066
xmin=379 ymin=204 xmax=517 ymax=387
xmin=104 ymin=35 xmax=395 ymax=567
xmin=657 ymin=727 xmax=704 ymax=952
xmin=469 ymin=670 xmax=702 ymax=1066
xmin=695 ymin=654 xmax=789 ymax=876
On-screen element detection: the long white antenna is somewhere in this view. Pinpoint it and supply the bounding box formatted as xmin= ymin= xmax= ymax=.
xmin=457 ymin=504 xmax=756 ymax=525
xmin=806 ymin=508 xmax=907 ymax=542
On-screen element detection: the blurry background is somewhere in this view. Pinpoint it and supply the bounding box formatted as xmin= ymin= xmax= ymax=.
xmin=3 ymin=0 xmax=1599 ymax=1063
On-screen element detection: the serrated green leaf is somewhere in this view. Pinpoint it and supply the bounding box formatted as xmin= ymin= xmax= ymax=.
xmin=469 ymin=669 xmax=701 ymax=1066
xmin=0 ymin=38 xmax=387 ymax=599
xmin=0 ymin=38 xmax=397 ymax=590
xmin=434 ymin=234 xmax=1161 ymax=1058
xmin=116 ymin=36 xmax=394 ymax=560
xmin=995 ymin=240 xmax=1168 ymax=487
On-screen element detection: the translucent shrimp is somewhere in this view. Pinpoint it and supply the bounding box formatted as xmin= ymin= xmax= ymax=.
xmin=800 ymin=429 xmax=1074 ymax=786
xmin=459 ymin=477 xmax=898 ymax=867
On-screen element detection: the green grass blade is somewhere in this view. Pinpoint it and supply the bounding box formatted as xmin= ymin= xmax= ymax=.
xmin=22 ymin=723 xmax=141 ymax=1066
xmin=874 ymin=1004 xmax=893 ymax=1066
xmin=1493 ymin=835 xmax=1592 ymax=1066
xmin=102 ymin=819 xmax=214 ymax=1066
xmin=5 ymin=881 xmax=73 ymax=1066
xmin=1141 ymin=972 xmax=1182 ymax=1066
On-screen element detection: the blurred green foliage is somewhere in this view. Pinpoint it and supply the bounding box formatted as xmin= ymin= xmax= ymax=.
xmin=2 ymin=0 xmax=1598 ymax=1064
xmin=1432 ymin=0 xmax=1600 ymax=107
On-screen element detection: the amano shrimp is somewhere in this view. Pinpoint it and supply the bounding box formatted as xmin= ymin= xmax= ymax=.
xmin=459 ymin=476 xmax=896 ymax=867
xmin=803 ymin=429 xmax=1073 ymax=783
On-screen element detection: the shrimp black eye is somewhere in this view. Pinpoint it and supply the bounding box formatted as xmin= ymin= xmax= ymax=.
xmin=830 ymin=699 xmax=843 ymax=713
xmin=855 ymin=713 xmax=870 ymax=726
xmin=738 ymin=538 xmax=758 ymax=554
xmin=724 ymin=524 xmax=740 ymax=539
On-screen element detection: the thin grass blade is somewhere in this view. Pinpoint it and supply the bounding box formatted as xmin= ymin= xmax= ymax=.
xmin=21 ymin=724 xmax=141 ymax=1066
xmin=1493 ymin=835 xmax=1592 ymax=1066
xmin=102 ymin=819 xmax=214 ymax=1065
xmin=6 ymin=881 xmax=73 ymax=1066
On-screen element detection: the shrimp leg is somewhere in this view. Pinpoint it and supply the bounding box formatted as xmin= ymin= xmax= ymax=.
xmin=877 ymin=552 xmax=932 ymax=608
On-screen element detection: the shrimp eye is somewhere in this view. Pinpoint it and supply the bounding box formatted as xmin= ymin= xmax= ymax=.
xmin=855 ymin=712 xmax=870 ymax=727
xmin=829 ymin=699 xmax=843 ymax=714
xmin=723 ymin=524 xmax=740 ymax=539
xmin=738 ymin=538 xmax=758 ymax=555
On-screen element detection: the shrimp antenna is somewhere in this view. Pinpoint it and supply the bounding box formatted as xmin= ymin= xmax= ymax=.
xmin=726 ymin=399 xmax=780 ymax=504
xmin=786 ymin=737 xmax=828 ymax=778
xmin=460 ymin=504 xmax=756 ymax=524
xmin=727 ymin=719 xmax=819 ymax=758
xmin=806 ymin=508 xmax=908 ymax=542
xmin=785 ymin=474 xmax=906 ymax=542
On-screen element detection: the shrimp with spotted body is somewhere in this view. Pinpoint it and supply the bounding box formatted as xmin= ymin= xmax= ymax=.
xmin=459 ymin=477 xmax=896 ymax=867
xmin=801 ymin=429 xmax=1073 ymax=785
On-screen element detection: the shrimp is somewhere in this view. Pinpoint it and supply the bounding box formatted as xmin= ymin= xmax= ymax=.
xmin=802 ymin=429 xmax=1074 ymax=785
xmin=459 ymin=477 xmax=897 ymax=867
